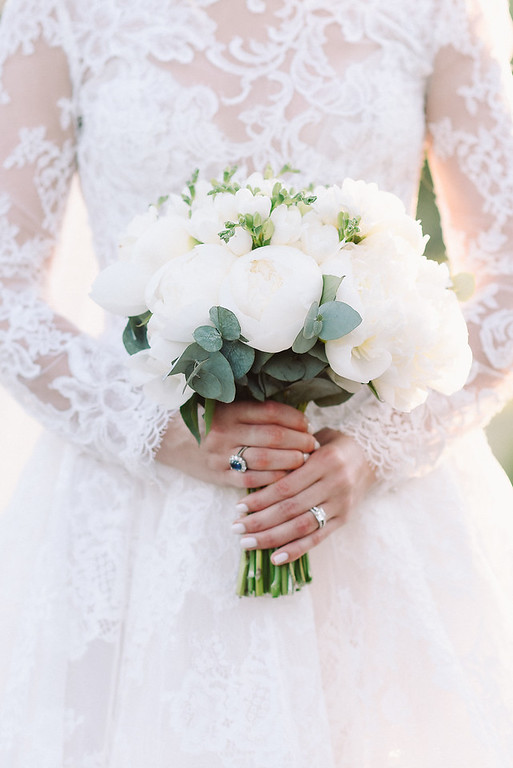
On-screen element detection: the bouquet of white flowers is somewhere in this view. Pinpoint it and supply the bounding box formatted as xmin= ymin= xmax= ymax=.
xmin=91 ymin=166 xmax=472 ymax=597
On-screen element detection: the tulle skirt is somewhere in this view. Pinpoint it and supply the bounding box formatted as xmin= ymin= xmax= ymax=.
xmin=0 ymin=428 xmax=512 ymax=767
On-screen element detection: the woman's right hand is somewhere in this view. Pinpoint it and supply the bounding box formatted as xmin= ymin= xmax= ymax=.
xmin=156 ymin=400 xmax=319 ymax=489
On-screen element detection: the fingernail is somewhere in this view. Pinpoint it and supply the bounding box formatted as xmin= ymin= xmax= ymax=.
xmin=272 ymin=552 xmax=289 ymax=565
xmin=235 ymin=502 xmax=249 ymax=515
xmin=240 ymin=536 xmax=258 ymax=549
xmin=303 ymin=452 xmax=310 ymax=463
xmin=313 ymin=439 xmax=321 ymax=450
xmin=307 ymin=421 xmax=315 ymax=434
xmin=231 ymin=522 xmax=246 ymax=534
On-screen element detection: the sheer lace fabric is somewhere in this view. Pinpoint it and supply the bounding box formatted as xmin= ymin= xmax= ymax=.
xmin=1 ymin=1 xmax=513 ymax=766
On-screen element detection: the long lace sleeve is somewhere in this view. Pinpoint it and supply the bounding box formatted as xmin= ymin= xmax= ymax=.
xmin=0 ymin=1 xmax=171 ymax=472
xmin=333 ymin=0 xmax=513 ymax=484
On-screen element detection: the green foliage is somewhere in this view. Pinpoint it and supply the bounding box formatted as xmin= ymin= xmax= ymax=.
xmin=337 ymin=211 xmax=362 ymax=243
xmin=122 ymin=311 xmax=152 ymax=355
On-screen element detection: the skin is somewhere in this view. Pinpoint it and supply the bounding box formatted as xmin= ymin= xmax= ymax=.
xmin=157 ymin=400 xmax=376 ymax=566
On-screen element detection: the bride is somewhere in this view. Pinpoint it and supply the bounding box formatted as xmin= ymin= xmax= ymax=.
xmin=1 ymin=0 xmax=512 ymax=766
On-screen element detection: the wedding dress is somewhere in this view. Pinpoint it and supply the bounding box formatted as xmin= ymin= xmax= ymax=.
xmin=1 ymin=0 xmax=513 ymax=766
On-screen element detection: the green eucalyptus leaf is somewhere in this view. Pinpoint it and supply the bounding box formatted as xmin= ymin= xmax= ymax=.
xmin=252 ymin=350 xmax=273 ymax=374
xmin=122 ymin=313 xmax=151 ymax=356
xmin=308 ymin=342 xmax=329 ymax=363
xmin=188 ymin=367 xmax=223 ymax=400
xmin=318 ymin=301 xmax=362 ymax=340
xmin=209 ymin=306 xmax=241 ymax=341
xmin=301 ymin=355 xmax=327 ymax=378
xmin=314 ymin=388 xmax=355 ymax=407
xmin=272 ymin=376 xmax=350 ymax=407
xmin=258 ymin=373 xmax=285 ymax=399
xmin=303 ymin=301 xmax=320 ymax=339
xmin=222 ymin=340 xmax=255 ymax=379
xmin=170 ymin=343 xmax=210 ymax=375
xmin=203 ymin=398 xmax=216 ymax=435
xmin=189 ymin=352 xmax=236 ymax=402
xmin=292 ymin=330 xmax=317 ymax=354
xmin=262 ymin=353 xmax=306 ymax=382
xmin=245 ymin=376 xmax=266 ymax=401
xmin=180 ymin=394 xmax=200 ymax=444
xmin=193 ymin=325 xmax=223 ymax=352
xmin=320 ymin=274 xmax=343 ymax=305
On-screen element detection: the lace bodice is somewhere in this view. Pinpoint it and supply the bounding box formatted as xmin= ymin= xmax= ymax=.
xmin=1 ymin=0 xmax=512 ymax=480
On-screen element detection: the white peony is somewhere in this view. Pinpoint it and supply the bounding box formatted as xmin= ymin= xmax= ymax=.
xmin=90 ymin=207 xmax=195 ymax=316
xmin=325 ymin=241 xmax=472 ymax=411
xmin=145 ymin=243 xmax=237 ymax=342
xmin=219 ymin=245 xmax=323 ymax=352
xmin=300 ymin=211 xmax=341 ymax=264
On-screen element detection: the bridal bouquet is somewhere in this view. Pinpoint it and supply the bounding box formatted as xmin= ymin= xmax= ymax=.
xmin=91 ymin=166 xmax=472 ymax=597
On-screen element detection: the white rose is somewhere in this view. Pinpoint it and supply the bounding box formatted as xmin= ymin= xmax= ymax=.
xmin=269 ymin=204 xmax=302 ymax=246
xmin=145 ymin=243 xmax=237 ymax=341
xmin=219 ymin=245 xmax=323 ymax=352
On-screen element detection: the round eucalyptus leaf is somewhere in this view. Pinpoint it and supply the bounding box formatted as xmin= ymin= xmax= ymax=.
xmin=194 ymin=325 xmax=223 ymax=352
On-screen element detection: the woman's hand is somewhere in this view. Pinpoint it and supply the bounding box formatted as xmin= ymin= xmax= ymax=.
xmin=231 ymin=427 xmax=376 ymax=563
xmin=156 ymin=400 xmax=319 ymax=488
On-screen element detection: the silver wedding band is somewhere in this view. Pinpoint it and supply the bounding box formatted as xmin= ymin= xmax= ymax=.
xmin=309 ymin=506 xmax=327 ymax=529
xmin=229 ymin=446 xmax=249 ymax=472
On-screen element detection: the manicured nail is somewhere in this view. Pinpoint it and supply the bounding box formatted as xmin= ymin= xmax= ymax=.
xmin=231 ymin=522 xmax=246 ymax=534
xmin=272 ymin=552 xmax=289 ymax=565
xmin=313 ymin=439 xmax=321 ymax=450
xmin=307 ymin=421 xmax=315 ymax=434
xmin=235 ymin=502 xmax=249 ymax=515
xmin=303 ymin=452 xmax=310 ymax=463
xmin=240 ymin=536 xmax=258 ymax=549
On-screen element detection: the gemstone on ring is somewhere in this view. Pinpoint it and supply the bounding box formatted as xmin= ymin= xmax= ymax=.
xmin=229 ymin=446 xmax=249 ymax=472
xmin=309 ymin=505 xmax=326 ymax=529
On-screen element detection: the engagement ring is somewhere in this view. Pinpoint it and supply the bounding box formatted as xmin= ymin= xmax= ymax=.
xmin=229 ymin=446 xmax=249 ymax=472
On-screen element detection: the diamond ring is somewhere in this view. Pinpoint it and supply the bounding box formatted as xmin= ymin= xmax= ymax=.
xmin=309 ymin=506 xmax=327 ymax=529
xmin=229 ymin=446 xmax=249 ymax=472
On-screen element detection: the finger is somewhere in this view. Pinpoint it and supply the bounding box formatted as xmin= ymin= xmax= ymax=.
xmin=234 ymin=479 xmax=326 ymax=533
xmin=215 ymin=422 xmax=318 ymax=453
xmin=235 ymin=454 xmax=324 ymax=512
xmin=270 ymin=517 xmax=342 ymax=565
xmin=223 ymin=468 xmax=289 ymax=490
xmin=220 ymin=400 xmax=312 ymax=432
xmin=238 ymin=507 xmax=340 ymax=557
xmin=231 ymin=446 xmax=310 ymax=473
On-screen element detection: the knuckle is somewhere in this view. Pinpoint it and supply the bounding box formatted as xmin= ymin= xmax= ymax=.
xmin=274 ymin=476 xmax=293 ymax=498
xmin=251 ymin=447 xmax=269 ymax=470
xmin=278 ymin=497 xmax=298 ymax=519
xmin=295 ymin=514 xmax=313 ymax=538
xmin=265 ymin=425 xmax=285 ymax=448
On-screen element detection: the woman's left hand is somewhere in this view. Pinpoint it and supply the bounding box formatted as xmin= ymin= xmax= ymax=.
xmin=231 ymin=427 xmax=376 ymax=565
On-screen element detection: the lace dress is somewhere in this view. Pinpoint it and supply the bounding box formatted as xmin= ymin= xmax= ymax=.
xmin=1 ymin=0 xmax=513 ymax=766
